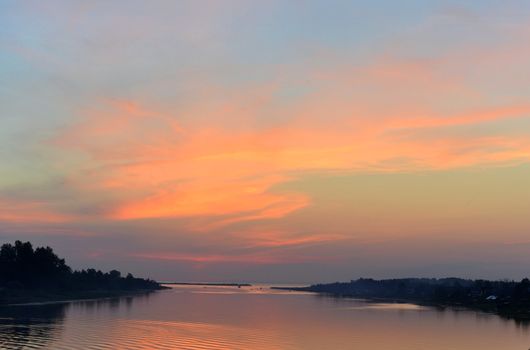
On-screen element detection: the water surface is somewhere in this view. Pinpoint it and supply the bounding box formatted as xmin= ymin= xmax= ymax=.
xmin=0 ymin=284 xmax=528 ymax=349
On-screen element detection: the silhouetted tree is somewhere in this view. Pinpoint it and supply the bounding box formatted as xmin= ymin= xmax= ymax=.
xmin=296 ymin=276 xmax=530 ymax=319
xmin=0 ymin=241 xmax=161 ymax=294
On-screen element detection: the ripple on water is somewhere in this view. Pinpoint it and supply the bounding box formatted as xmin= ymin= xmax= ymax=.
xmin=0 ymin=318 xmax=296 ymax=350
xmin=0 ymin=287 xmax=529 ymax=350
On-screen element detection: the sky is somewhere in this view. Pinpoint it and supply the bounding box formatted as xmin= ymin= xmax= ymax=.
xmin=1 ymin=1 xmax=530 ymax=283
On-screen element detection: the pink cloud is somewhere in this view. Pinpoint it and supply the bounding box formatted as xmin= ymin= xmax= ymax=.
xmin=19 ymin=41 xmax=528 ymax=228
xmin=131 ymin=251 xmax=336 ymax=265
xmin=0 ymin=199 xmax=71 ymax=223
xmin=48 ymin=89 xmax=530 ymax=227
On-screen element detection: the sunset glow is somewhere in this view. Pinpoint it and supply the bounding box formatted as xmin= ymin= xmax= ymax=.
xmin=1 ymin=1 xmax=530 ymax=283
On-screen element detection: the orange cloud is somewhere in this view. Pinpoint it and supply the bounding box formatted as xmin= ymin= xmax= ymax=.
xmin=0 ymin=199 xmax=71 ymax=223
xmin=240 ymin=232 xmax=347 ymax=249
xmin=110 ymin=175 xmax=308 ymax=221
xmin=51 ymin=94 xmax=530 ymax=228
xmin=44 ymin=44 xmax=530 ymax=230
xmin=386 ymin=104 xmax=530 ymax=130
xmin=128 ymin=226 xmax=347 ymax=265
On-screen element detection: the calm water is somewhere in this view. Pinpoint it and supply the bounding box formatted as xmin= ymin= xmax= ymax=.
xmin=0 ymin=284 xmax=529 ymax=349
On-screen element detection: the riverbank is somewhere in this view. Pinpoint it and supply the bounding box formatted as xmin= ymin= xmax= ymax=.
xmin=0 ymin=240 xmax=169 ymax=306
xmin=0 ymin=286 xmax=169 ymax=306
xmin=275 ymin=287 xmax=530 ymax=321
xmin=273 ymin=277 xmax=530 ymax=321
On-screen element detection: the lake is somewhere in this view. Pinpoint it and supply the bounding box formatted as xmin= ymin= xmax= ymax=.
xmin=0 ymin=284 xmax=528 ymax=349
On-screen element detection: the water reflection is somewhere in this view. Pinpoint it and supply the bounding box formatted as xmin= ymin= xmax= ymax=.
xmin=312 ymin=291 xmax=530 ymax=329
xmin=0 ymin=287 xmax=527 ymax=350
xmin=0 ymin=303 xmax=66 ymax=349
xmin=0 ymin=293 xmax=153 ymax=350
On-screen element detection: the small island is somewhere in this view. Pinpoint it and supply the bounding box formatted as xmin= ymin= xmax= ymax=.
xmin=276 ymin=277 xmax=530 ymax=320
xmin=0 ymin=241 xmax=166 ymax=305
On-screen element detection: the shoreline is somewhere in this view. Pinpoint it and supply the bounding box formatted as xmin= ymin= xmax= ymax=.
xmin=0 ymin=287 xmax=169 ymax=307
xmin=272 ymin=287 xmax=530 ymax=321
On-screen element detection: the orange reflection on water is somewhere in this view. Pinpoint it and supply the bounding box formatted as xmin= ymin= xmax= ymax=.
xmin=1 ymin=285 xmax=528 ymax=350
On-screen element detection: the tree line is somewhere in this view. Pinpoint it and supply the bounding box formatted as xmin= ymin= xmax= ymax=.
xmin=298 ymin=277 xmax=530 ymax=318
xmin=305 ymin=277 xmax=529 ymax=301
xmin=0 ymin=241 xmax=161 ymax=292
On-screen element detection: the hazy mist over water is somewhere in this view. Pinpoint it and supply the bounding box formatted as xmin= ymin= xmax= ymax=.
xmin=0 ymin=285 xmax=528 ymax=349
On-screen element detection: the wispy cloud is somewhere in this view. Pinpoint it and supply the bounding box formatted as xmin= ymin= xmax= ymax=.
xmin=131 ymin=250 xmax=337 ymax=265
xmin=48 ymin=87 xmax=530 ymax=226
xmin=2 ymin=1 xmax=530 ymax=281
xmin=0 ymin=199 xmax=71 ymax=223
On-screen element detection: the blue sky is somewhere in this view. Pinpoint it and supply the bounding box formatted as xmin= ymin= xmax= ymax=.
xmin=1 ymin=1 xmax=530 ymax=283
